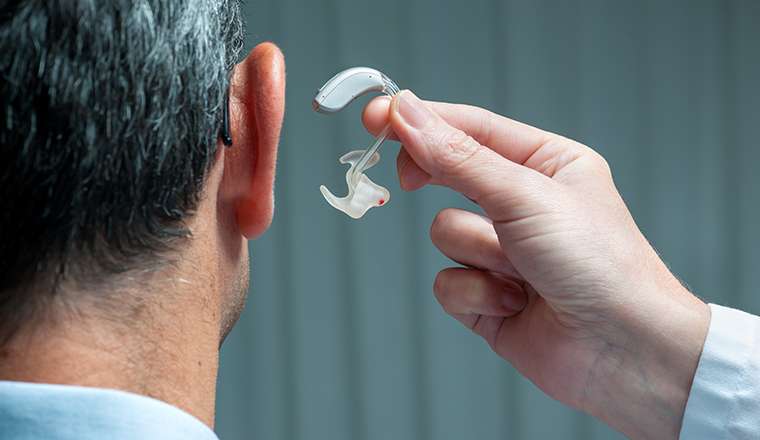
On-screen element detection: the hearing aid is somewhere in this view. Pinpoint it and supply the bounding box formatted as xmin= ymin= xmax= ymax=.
xmin=313 ymin=67 xmax=400 ymax=219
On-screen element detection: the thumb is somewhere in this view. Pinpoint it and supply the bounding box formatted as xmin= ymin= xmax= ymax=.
xmin=388 ymin=90 xmax=546 ymax=221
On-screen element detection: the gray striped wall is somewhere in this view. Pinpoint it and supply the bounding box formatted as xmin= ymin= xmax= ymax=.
xmin=215 ymin=1 xmax=760 ymax=438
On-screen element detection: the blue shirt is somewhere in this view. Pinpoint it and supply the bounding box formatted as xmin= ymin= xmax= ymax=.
xmin=0 ymin=381 xmax=219 ymax=440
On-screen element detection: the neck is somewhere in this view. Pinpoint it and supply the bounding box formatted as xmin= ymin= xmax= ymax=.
xmin=0 ymin=154 xmax=245 ymax=429
xmin=0 ymin=267 xmax=224 ymax=428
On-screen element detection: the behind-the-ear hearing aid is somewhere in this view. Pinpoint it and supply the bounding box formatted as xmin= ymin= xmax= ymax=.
xmin=220 ymin=89 xmax=232 ymax=147
xmin=313 ymin=67 xmax=399 ymax=219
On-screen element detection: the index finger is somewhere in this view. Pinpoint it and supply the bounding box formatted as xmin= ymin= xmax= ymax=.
xmin=362 ymin=94 xmax=553 ymax=167
xmin=385 ymin=90 xmax=563 ymax=222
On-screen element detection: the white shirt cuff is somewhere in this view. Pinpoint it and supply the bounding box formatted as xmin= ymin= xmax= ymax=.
xmin=680 ymin=303 xmax=760 ymax=439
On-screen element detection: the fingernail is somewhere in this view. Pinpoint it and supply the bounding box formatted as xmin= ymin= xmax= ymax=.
xmin=397 ymin=148 xmax=412 ymax=190
xmin=397 ymin=90 xmax=432 ymax=129
xmin=397 ymin=147 xmax=411 ymax=175
xmin=397 ymin=158 xmax=411 ymax=191
xmin=502 ymin=283 xmax=527 ymax=312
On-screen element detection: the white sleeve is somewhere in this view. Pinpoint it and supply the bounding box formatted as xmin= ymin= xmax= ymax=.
xmin=679 ymin=304 xmax=760 ymax=439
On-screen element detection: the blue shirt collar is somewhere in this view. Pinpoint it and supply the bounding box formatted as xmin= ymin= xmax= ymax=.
xmin=0 ymin=381 xmax=219 ymax=440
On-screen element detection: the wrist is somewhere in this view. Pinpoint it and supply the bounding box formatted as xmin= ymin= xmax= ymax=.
xmin=582 ymin=286 xmax=711 ymax=439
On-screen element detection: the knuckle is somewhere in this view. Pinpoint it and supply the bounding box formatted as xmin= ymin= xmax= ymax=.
xmin=573 ymin=144 xmax=613 ymax=181
xmin=589 ymin=150 xmax=612 ymax=177
xmin=431 ymin=125 xmax=482 ymax=172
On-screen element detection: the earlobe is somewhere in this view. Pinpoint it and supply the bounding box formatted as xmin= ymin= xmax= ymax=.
xmin=220 ymin=42 xmax=285 ymax=239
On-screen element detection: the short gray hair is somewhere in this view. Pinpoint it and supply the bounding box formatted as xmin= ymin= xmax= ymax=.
xmin=0 ymin=0 xmax=245 ymax=343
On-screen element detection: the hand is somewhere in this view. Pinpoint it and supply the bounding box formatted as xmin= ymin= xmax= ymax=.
xmin=363 ymin=91 xmax=711 ymax=440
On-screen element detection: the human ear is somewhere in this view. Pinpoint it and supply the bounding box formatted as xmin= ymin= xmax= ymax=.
xmin=220 ymin=42 xmax=285 ymax=239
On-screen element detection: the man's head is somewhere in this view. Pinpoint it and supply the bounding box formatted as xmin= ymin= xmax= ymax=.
xmin=0 ymin=0 xmax=284 ymax=348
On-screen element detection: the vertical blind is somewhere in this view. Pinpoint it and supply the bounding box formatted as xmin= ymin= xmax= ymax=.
xmin=215 ymin=1 xmax=760 ymax=439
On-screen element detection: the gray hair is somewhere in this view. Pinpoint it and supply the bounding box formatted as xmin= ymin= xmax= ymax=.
xmin=0 ymin=0 xmax=245 ymax=344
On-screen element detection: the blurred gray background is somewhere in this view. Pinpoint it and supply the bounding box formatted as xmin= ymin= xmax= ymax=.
xmin=215 ymin=0 xmax=760 ymax=439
